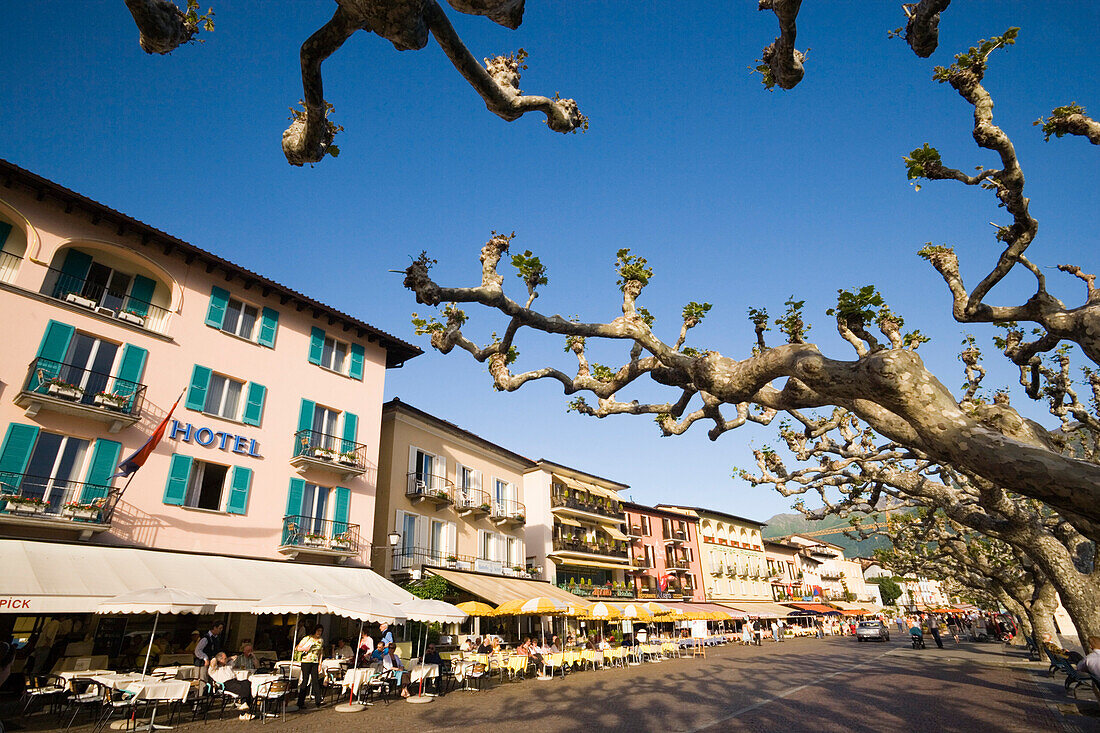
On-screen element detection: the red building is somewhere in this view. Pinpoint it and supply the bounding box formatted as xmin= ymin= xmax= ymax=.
xmin=622 ymin=502 xmax=705 ymax=602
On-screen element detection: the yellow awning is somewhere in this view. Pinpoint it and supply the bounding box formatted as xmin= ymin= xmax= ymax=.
xmin=426 ymin=568 xmax=581 ymax=605
xmin=552 ymin=474 xmax=588 ymax=492
xmin=602 ymin=525 xmax=629 ymax=541
xmin=553 ymin=558 xmax=632 ymax=570
xmin=555 ymin=516 xmax=583 ymax=528
xmin=578 ymin=480 xmax=621 ymax=501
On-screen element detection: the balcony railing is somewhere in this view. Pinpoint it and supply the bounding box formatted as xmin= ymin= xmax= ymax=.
xmin=454 ymin=487 xmax=491 ymax=514
xmin=391 ymin=547 xmax=534 ymax=578
xmin=552 ymin=537 xmax=629 ymax=559
xmin=491 ymin=498 xmax=526 ymax=524
xmin=406 ymin=473 xmax=454 ymax=505
xmin=280 ymin=514 xmax=360 ymax=555
xmin=291 ymin=429 xmax=368 ymax=474
xmin=550 ymin=492 xmax=625 ymax=520
xmin=0 ymin=472 xmax=119 ymax=526
xmin=21 ymin=357 xmax=146 ymax=418
xmin=666 ymin=559 xmax=691 ymax=570
xmin=632 ymin=557 xmax=653 ymax=570
xmin=665 ymin=530 xmax=687 ymax=544
xmin=558 ymin=583 xmax=634 ymax=599
xmin=0 ymin=251 xmax=21 ymax=284
xmin=626 ymin=525 xmax=642 ymax=538
xmin=43 ymin=264 xmax=171 ymax=334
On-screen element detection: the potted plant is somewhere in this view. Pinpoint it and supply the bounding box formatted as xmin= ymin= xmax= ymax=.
xmin=93 ymin=391 xmax=129 ymax=411
xmin=116 ymin=308 xmax=147 ymax=326
xmin=4 ymin=495 xmax=48 ymax=515
xmin=43 ymin=378 xmax=83 ymax=400
xmin=312 ymin=446 xmax=334 ymax=460
xmin=302 ymin=532 xmax=327 ymax=547
xmin=61 ymin=500 xmax=102 ymax=520
xmin=330 ymin=531 xmax=354 ymax=551
xmin=338 ymin=449 xmax=358 ymax=466
xmin=64 ymin=291 xmax=98 ymax=309
xmin=478 ymin=502 xmax=491 ymax=513
xmin=446 ymin=554 xmax=458 ymax=567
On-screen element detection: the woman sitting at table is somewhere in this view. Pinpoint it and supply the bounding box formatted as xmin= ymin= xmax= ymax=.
xmin=489 ymin=637 xmax=502 ymax=654
xmin=382 ymin=643 xmax=411 ymax=698
xmin=597 ymin=636 xmax=611 ymax=652
xmin=208 ymin=652 xmax=255 ymax=719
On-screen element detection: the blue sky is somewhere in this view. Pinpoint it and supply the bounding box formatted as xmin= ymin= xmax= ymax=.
xmin=3 ymin=2 xmax=1097 ymax=523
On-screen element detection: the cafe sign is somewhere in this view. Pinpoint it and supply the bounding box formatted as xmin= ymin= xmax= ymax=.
xmin=169 ymin=420 xmax=260 ymax=458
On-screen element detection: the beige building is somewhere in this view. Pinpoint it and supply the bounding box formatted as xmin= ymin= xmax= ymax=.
xmin=374 ymin=399 xmax=535 ymax=582
xmin=525 ymin=461 xmax=634 ymax=597
xmin=657 ymin=506 xmax=773 ymax=606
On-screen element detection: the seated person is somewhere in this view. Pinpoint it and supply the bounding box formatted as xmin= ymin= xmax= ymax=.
xmin=476 ymin=637 xmax=493 ymax=655
xmin=331 ymin=638 xmax=353 ymax=660
xmin=208 ymin=652 xmax=255 ymax=719
xmin=585 ymin=635 xmax=597 ymax=651
xmin=598 ymin=636 xmax=611 ymax=651
xmin=423 ymin=643 xmax=442 ymax=666
xmin=382 ymin=643 xmax=410 ymax=698
xmin=231 ymin=641 xmax=258 ymax=671
xmin=459 ymin=637 xmax=474 ymax=653
xmin=549 ymin=636 xmax=562 ymax=653
xmin=490 ymin=637 xmax=502 ymax=654
xmin=369 ymin=642 xmax=386 ymax=664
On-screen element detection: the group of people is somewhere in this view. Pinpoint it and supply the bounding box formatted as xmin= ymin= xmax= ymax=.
xmin=738 ymin=619 xmax=786 ymax=645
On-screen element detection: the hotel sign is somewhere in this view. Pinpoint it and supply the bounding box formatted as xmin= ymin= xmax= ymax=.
xmin=169 ymin=420 xmax=261 ymax=458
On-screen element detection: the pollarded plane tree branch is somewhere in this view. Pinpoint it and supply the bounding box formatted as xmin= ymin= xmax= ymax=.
xmin=124 ymin=0 xmax=214 ymax=54
xmin=740 ymin=404 xmax=1100 ymax=648
xmin=908 ymin=30 xmax=1100 ymax=366
xmin=1035 ymin=104 xmax=1100 ymax=146
xmin=405 ymin=228 xmax=1100 ymax=542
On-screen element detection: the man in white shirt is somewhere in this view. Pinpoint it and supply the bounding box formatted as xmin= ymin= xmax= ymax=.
xmin=636 ymin=626 xmax=648 ymax=644
xmin=1078 ymin=636 xmax=1100 ymax=678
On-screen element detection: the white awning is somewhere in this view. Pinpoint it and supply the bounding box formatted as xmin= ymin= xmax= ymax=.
xmin=0 ymin=539 xmax=416 ymax=614
xmin=425 ymin=568 xmax=582 ymax=606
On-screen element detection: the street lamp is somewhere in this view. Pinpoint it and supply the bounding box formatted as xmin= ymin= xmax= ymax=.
xmin=388 ymin=531 xmax=400 ymax=547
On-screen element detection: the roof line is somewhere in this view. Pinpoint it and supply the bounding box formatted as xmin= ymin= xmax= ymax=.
xmin=0 ymin=158 xmax=421 ymax=368
xmin=655 ymin=504 xmax=767 ymax=528
xmin=383 ymin=398 xmax=536 ymax=468
xmin=529 ymin=459 xmax=630 ymax=489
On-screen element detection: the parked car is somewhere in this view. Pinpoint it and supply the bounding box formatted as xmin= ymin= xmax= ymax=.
xmin=855 ymin=620 xmax=890 ymax=642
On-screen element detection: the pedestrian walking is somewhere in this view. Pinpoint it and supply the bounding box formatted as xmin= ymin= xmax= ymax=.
xmin=770 ymin=620 xmax=779 ymax=642
xmin=926 ymin=614 xmax=944 ymax=649
xmin=815 ymin=619 xmax=824 ymax=639
xmin=753 ymin=619 xmax=763 ymax=646
xmin=741 ymin=622 xmax=752 ymax=646
xmin=295 ymin=625 xmax=325 ymax=709
xmin=776 ymin=619 xmax=785 ymax=642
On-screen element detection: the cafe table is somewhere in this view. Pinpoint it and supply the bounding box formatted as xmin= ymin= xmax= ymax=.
xmin=56 ymin=669 xmax=113 ymax=690
xmin=92 ymin=674 xmax=190 ymax=731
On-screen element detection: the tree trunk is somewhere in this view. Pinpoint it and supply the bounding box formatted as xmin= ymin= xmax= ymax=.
xmin=1029 ymin=581 xmax=1060 ymax=659
xmin=1023 ymin=535 xmax=1100 ymax=651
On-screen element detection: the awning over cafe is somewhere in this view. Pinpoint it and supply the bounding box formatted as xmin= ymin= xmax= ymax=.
xmin=719 ymin=601 xmax=795 ymax=619
xmin=657 ymin=601 xmax=737 ymax=617
xmin=783 ymin=603 xmax=840 ymax=615
xmin=426 ymin=567 xmax=581 ymax=606
xmin=0 ymin=539 xmax=415 ymax=614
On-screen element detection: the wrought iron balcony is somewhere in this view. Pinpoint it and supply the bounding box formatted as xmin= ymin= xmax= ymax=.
xmin=16 ymin=358 xmax=146 ymax=433
xmin=551 ymin=537 xmax=629 ymax=559
xmin=664 ymin=530 xmax=687 ymax=544
xmin=550 ymin=491 xmax=625 ymax=520
xmin=666 ymin=558 xmax=692 ymax=571
xmin=454 ymin=487 xmax=491 ymax=515
xmin=406 ymin=473 xmax=454 ymax=506
xmin=390 ymin=547 xmax=534 ymax=578
xmin=279 ymin=514 xmax=360 ymax=560
xmin=290 ymin=429 xmax=369 ymax=478
xmin=0 ymin=472 xmax=118 ymax=539
xmin=43 ymin=264 xmax=171 ymax=334
xmin=491 ymin=498 xmax=526 ymax=525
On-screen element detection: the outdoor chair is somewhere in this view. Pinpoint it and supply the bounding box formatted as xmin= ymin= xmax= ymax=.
xmin=62 ymin=678 xmax=107 ymax=731
xmin=20 ymin=673 xmax=67 ymax=718
xmin=256 ymin=679 xmax=292 ymax=723
xmin=1049 ymin=656 xmax=1095 ymax=697
xmin=179 ymin=680 xmax=215 ymax=725
xmin=543 ymin=652 xmax=566 ymax=679
xmin=323 ymin=665 xmax=345 ymax=703
xmin=90 ymin=681 xmax=143 ymax=733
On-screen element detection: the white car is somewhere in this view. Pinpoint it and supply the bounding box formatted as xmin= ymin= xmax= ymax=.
xmin=855 ymin=620 xmax=890 ymax=642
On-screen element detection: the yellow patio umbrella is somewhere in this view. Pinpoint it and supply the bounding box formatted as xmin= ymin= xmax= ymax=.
xmin=640 ymin=602 xmax=674 ymax=617
xmin=580 ymin=601 xmax=621 ymax=620
xmin=456 ymin=601 xmax=497 ymax=617
xmin=494 ymin=596 xmax=571 ymax=616
xmin=706 ymin=610 xmax=733 ymax=621
xmin=563 ymin=598 xmax=591 ymax=617
xmin=619 ymin=604 xmax=654 ymax=623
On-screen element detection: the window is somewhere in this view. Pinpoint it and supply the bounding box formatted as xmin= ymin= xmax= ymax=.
xmin=644 ymin=545 xmax=656 ymax=568
xmin=430 ymin=519 xmax=446 ymax=559
xmin=321 ymin=335 xmax=348 ymax=373
xmin=684 ymin=574 xmax=695 ymax=591
xmin=203 ymin=373 xmax=244 ymax=420
xmin=222 ymin=297 xmax=259 ymax=340
xmin=61 ymin=332 xmax=119 ymax=404
xmin=661 ymin=517 xmax=671 ymax=537
xmin=640 ymin=516 xmax=651 ymax=536
xmin=184 ymin=460 xmax=229 ymax=511
xmin=301 ymin=482 xmax=331 ymax=532
xmin=457 ymin=465 xmax=482 ymax=506
xmin=22 ymin=432 xmax=89 ymax=510
xmin=82 ymin=262 xmax=132 ymax=311
xmin=312 ymin=405 xmax=340 ymax=441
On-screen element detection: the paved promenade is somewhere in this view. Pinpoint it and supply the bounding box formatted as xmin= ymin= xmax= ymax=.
xmin=22 ymin=636 xmax=1100 ymax=733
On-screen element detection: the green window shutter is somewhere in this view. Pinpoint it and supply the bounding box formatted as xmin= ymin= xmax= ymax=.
xmin=34 ymin=320 xmax=75 ymax=384
xmin=283 ymin=478 xmax=306 ymax=544
xmin=205 ymin=286 xmax=230 ymax=329
xmin=308 ymin=327 xmax=325 ymax=365
xmin=0 ymin=221 xmax=12 ymax=249
xmin=226 ymin=466 xmax=252 ymax=515
xmin=341 ymin=412 xmax=358 ymax=453
xmin=185 ymin=365 xmax=212 ymax=411
xmin=52 ymin=249 xmax=93 ymax=299
xmin=242 ymin=382 xmax=266 ymax=427
xmin=295 ymin=399 xmax=315 ymax=456
xmin=81 ymin=439 xmax=122 ymax=502
xmin=0 ymin=423 xmax=40 ymax=490
xmin=162 ymin=454 xmax=192 ymax=506
xmin=114 ymin=344 xmax=148 ymax=405
xmin=258 ymin=307 xmax=279 ymax=348
xmin=333 ymin=487 xmax=350 ymax=534
xmin=126 ymin=275 xmax=156 ymax=318
xmin=349 ymin=343 xmax=365 ymax=381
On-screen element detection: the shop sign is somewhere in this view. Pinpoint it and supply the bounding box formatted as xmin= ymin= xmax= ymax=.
xmin=169 ymin=420 xmax=260 ymax=458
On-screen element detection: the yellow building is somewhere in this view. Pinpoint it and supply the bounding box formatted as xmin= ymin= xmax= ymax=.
xmin=657 ymin=505 xmax=773 ymax=607
xmin=374 ymin=399 xmax=535 ymax=582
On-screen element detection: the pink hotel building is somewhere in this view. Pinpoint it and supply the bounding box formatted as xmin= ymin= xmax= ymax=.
xmin=0 ymin=160 xmax=421 ymax=641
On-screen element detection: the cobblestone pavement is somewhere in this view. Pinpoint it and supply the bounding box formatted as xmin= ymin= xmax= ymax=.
xmin=18 ymin=636 xmax=1100 ymax=733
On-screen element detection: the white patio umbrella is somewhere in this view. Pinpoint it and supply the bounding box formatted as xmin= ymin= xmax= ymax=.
xmin=396 ymin=599 xmax=468 ymax=703
xmin=250 ymin=590 xmax=330 ymax=679
xmin=324 ymin=594 xmax=407 ymax=713
xmin=96 ymin=587 xmax=215 ymax=676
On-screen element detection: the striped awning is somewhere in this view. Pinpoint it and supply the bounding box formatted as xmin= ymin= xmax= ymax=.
xmin=602 ymin=525 xmax=629 ymax=541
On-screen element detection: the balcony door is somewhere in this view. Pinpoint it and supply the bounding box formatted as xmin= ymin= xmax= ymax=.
xmin=61 ymin=333 xmax=119 ymax=405
xmin=311 ymin=405 xmax=340 ymax=450
xmin=82 ymin=262 xmax=132 ymax=311
xmin=301 ymin=482 xmax=330 ymax=533
xmin=21 ymin=432 xmax=89 ymax=510
xmin=457 ymin=465 xmax=481 ymax=507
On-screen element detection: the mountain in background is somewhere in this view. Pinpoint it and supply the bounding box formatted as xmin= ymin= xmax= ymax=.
xmin=762 ymin=511 xmax=893 ymax=559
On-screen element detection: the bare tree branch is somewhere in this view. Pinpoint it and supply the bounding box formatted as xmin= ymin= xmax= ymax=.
xmin=902 ymin=0 xmax=951 ymax=58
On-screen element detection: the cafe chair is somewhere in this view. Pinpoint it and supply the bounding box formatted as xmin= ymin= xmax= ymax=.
xmin=62 ymin=678 xmax=107 ymax=731
xmin=256 ymin=679 xmax=291 ymax=724
xmin=90 ymin=682 xmax=141 ymax=733
xmin=20 ymin=673 xmax=68 ymax=718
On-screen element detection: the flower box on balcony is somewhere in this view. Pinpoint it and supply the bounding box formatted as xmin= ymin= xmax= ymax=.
xmin=337 ymin=452 xmax=358 ymax=466
xmin=61 ymin=504 xmax=101 ymax=521
xmin=4 ymin=496 xmax=47 ymax=515
xmin=93 ymin=393 xmax=129 ymax=411
xmin=312 ymin=448 xmax=334 ymax=460
xmin=330 ymin=539 xmax=354 ymax=552
xmin=116 ymin=310 xmax=147 ymax=327
xmin=301 ymin=535 xmax=328 ymax=548
xmin=47 ymin=382 xmax=83 ymax=400
xmin=65 ymin=292 xmax=98 ymax=309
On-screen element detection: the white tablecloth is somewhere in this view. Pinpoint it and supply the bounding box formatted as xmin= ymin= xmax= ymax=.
xmin=126 ymin=678 xmax=191 ymax=702
xmin=409 ymin=663 xmax=439 ymax=684
xmin=249 ymin=673 xmax=282 ymax=697
xmin=57 ymin=670 xmax=112 ymax=689
xmin=91 ymin=673 xmax=147 ymax=691
xmin=152 ymin=666 xmax=202 ymax=680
